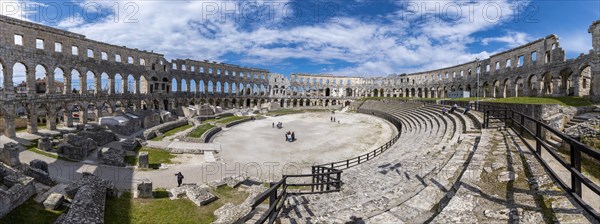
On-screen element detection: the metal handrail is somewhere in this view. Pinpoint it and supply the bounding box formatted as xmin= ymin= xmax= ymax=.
xmin=484 ymin=108 xmax=600 ymax=220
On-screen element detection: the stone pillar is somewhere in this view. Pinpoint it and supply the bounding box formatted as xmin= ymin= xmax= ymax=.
xmin=26 ymin=68 xmax=36 ymax=96
xmin=27 ymin=103 xmax=38 ymax=134
xmin=95 ymin=109 xmax=103 ymax=122
xmin=109 ymin=77 xmax=115 ymax=95
xmin=64 ymin=108 xmax=73 ymax=127
xmin=134 ymin=78 xmax=141 ymax=94
xmin=81 ymin=107 xmax=88 ymax=124
xmin=138 ymin=152 xmax=149 ymax=169
xmin=0 ymin=143 xmax=21 ymax=167
xmin=121 ymin=78 xmax=128 ymax=94
xmin=3 ymin=105 xmax=16 ymax=138
xmin=46 ymin=105 xmax=57 ymax=130
xmin=63 ymin=74 xmax=71 ymax=94
xmin=81 ymin=75 xmax=88 ymax=95
xmin=91 ymin=76 xmax=99 ymax=95
xmin=46 ymin=71 xmax=55 ymax=94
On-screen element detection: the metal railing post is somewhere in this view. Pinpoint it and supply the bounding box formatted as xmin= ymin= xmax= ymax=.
xmin=520 ymin=114 xmax=525 ymax=136
xmin=570 ymin=142 xmax=583 ymax=197
xmin=269 ymin=181 xmax=277 ymax=223
xmin=535 ymin=122 xmax=542 ymax=155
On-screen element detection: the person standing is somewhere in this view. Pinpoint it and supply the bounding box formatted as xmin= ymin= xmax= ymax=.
xmin=272 ymin=122 xmax=274 ymax=128
xmin=175 ymin=172 xmax=184 ymax=187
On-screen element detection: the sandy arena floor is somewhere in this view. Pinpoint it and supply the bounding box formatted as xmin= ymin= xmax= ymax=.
xmin=212 ymin=112 xmax=396 ymax=180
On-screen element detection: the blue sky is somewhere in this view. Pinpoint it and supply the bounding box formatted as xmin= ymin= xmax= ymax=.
xmin=2 ymin=0 xmax=600 ymax=79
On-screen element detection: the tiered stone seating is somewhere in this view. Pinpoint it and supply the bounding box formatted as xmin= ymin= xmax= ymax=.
xmin=279 ymin=100 xmax=482 ymax=223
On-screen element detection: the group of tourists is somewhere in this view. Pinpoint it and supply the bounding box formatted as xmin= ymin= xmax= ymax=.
xmin=330 ymin=116 xmax=340 ymax=124
xmin=273 ymin=122 xmax=284 ymax=129
xmin=442 ymin=104 xmax=470 ymax=115
xmin=285 ymin=131 xmax=296 ymax=142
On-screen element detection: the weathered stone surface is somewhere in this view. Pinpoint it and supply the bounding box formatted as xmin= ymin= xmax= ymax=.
xmin=0 ymin=143 xmax=21 ymax=167
xmin=43 ymin=193 xmax=64 ymax=210
xmin=213 ymin=185 xmax=267 ymax=224
xmin=138 ymin=152 xmax=149 ymax=169
xmin=121 ymin=138 xmax=140 ymax=151
xmin=0 ymin=163 xmax=36 ymax=219
xmin=38 ymin=136 xmax=53 ymax=151
xmin=97 ymin=147 xmax=126 ymax=167
xmin=30 ymin=159 xmax=49 ymax=173
xmin=78 ymin=130 xmax=118 ymax=146
xmin=491 ymin=162 xmax=505 ymax=171
xmin=23 ymin=165 xmax=54 ymax=186
xmin=136 ymin=180 xmax=153 ymax=198
xmin=61 ymin=173 xmax=116 ymax=224
xmin=497 ymin=171 xmax=518 ymax=182
xmin=169 ymin=184 xmax=217 ymax=206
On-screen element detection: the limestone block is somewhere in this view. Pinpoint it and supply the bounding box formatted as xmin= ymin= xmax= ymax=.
xmin=136 ymin=180 xmax=153 ymax=198
xmin=43 ymin=193 xmax=64 ymax=210
xmin=30 ymin=159 xmax=49 ymax=173
xmin=0 ymin=142 xmax=21 ymax=167
xmin=138 ymin=152 xmax=149 ymax=169
xmin=38 ymin=136 xmax=52 ymax=151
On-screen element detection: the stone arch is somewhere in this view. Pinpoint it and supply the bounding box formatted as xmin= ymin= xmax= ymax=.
xmin=492 ymin=80 xmax=500 ymax=98
xmin=70 ymin=69 xmax=82 ymax=93
xmin=13 ymin=62 xmax=28 ymax=94
xmin=502 ymin=78 xmax=511 ymax=98
xmin=199 ymin=80 xmax=206 ymax=93
xmin=514 ymin=77 xmax=523 ymax=97
xmin=579 ymin=65 xmax=592 ymax=96
xmin=526 ymin=74 xmax=537 ymax=96
xmin=223 ymin=82 xmax=229 ymax=94
xmin=541 ymin=72 xmax=553 ymax=95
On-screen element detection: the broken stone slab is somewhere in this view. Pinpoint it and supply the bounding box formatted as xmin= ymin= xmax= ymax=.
xmin=497 ymin=171 xmax=518 ymax=182
xmin=136 ymin=179 xmax=153 ymax=199
xmin=169 ymin=184 xmax=217 ymax=206
xmin=483 ymin=208 xmax=523 ymax=220
xmin=30 ymin=159 xmax=49 ymax=173
xmin=491 ymin=162 xmax=506 ymax=171
xmin=43 ymin=193 xmax=64 ymax=210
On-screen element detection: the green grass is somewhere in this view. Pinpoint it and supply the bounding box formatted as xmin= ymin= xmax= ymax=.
xmin=0 ymin=198 xmax=67 ymax=224
xmin=16 ymin=124 xmax=47 ymax=132
xmin=150 ymin=124 xmax=193 ymax=141
xmin=214 ymin=116 xmax=248 ymax=125
xmin=27 ymin=147 xmax=78 ymax=162
xmin=187 ymin=124 xmax=216 ymax=138
xmin=104 ymin=186 xmax=248 ymax=224
xmin=125 ymin=147 xmax=177 ymax=168
xmin=491 ymin=96 xmax=593 ymax=107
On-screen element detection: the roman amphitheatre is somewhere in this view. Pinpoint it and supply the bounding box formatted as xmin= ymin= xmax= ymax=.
xmin=1 ymin=14 xmax=600 ymax=224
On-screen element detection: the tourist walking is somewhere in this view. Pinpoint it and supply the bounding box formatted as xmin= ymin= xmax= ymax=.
xmin=442 ymin=106 xmax=447 ymax=115
xmin=272 ymin=122 xmax=274 ymax=128
xmin=463 ymin=105 xmax=470 ymax=114
xmin=175 ymin=172 xmax=184 ymax=187
xmin=291 ymin=132 xmax=295 ymax=141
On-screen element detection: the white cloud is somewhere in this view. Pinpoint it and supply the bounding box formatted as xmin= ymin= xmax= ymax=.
xmin=481 ymin=31 xmax=531 ymax=48
xmin=3 ymin=0 xmax=534 ymax=77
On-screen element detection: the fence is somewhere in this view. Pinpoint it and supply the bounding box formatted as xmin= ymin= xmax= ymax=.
xmin=484 ymin=108 xmax=600 ymax=220
xmin=237 ymin=105 xmax=403 ymax=223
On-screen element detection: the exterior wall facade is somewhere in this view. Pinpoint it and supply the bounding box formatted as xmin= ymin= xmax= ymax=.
xmin=1 ymin=16 xmax=600 ymax=137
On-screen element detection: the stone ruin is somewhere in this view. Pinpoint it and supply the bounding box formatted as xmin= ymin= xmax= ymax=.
xmin=22 ymin=159 xmax=53 ymax=186
xmin=138 ymin=152 xmax=149 ymax=169
xmin=57 ymin=129 xmax=118 ymax=161
xmin=168 ymin=184 xmax=218 ymax=206
xmin=97 ymin=147 xmax=126 ymax=167
xmin=58 ymin=134 xmax=97 ymax=161
xmin=120 ymin=138 xmax=140 ymax=152
xmin=0 ymin=143 xmax=21 ymax=167
xmin=99 ymin=112 xmax=143 ymax=136
xmin=55 ymin=173 xmax=117 ymax=224
xmin=135 ymin=179 xmax=153 ymax=198
xmin=0 ymin=162 xmax=36 ymax=219
xmin=38 ymin=136 xmax=53 ymax=151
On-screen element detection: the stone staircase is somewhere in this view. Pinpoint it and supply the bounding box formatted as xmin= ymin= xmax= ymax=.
xmin=275 ymin=100 xmax=483 ymax=223
xmin=433 ymin=128 xmax=595 ymax=223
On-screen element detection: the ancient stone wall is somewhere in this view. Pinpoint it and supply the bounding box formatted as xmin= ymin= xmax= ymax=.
xmin=0 ymin=163 xmax=36 ymax=219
